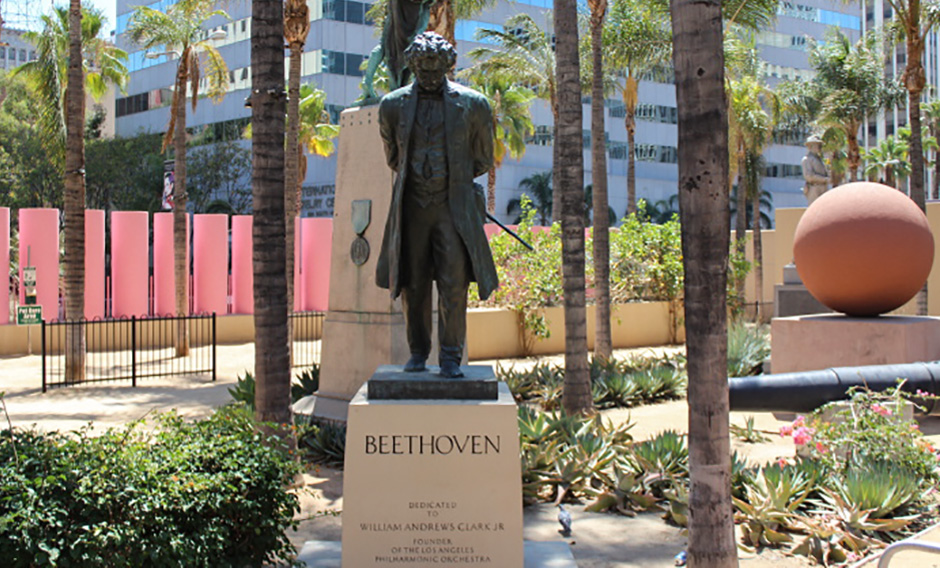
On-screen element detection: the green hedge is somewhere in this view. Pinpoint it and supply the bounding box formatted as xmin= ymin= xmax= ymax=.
xmin=0 ymin=406 xmax=300 ymax=567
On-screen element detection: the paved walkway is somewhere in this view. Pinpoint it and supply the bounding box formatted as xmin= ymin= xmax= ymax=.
xmin=1 ymin=343 xmax=938 ymax=567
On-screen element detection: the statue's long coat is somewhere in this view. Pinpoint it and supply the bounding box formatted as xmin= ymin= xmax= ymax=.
xmin=375 ymin=79 xmax=499 ymax=301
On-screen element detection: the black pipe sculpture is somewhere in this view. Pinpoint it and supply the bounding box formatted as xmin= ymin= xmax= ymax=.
xmin=729 ymin=361 xmax=940 ymax=416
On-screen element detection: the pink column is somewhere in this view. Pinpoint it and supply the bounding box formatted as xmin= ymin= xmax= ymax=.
xmin=231 ymin=215 xmax=253 ymax=314
xmin=0 ymin=208 xmax=8 ymax=324
xmin=193 ymin=214 xmax=228 ymax=315
xmin=300 ymin=218 xmax=333 ymax=312
xmin=84 ymin=210 xmax=105 ymax=319
xmin=18 ymin=208 xmax=59 ymax=321
xmin=153 ymin=212 xmax=190 ymax=316
xmin=294 ymin=217 xmax=302 ymax=312
xmin=111 ymin=211 xmax=149 ymax=318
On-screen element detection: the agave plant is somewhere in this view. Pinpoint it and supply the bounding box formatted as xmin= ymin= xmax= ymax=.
xmin=623 ymin=431 xmax=689 ymax=498
xmin=299 ymin=420 xmax=347 ymax=467
xmin=730 ymin=415 xmax=769 ymax=443
xmin=727 ymin=321 xmax=770 ymax=377
xmin=291 ymin=365 xmax=320 ymax=403
xmin=821 ymin=462 xmax=922 ymax=522
xmin=585 ymin=461 xmax=661 ymax=515
xmin=734 ymin=462 xmax=818 ymax=549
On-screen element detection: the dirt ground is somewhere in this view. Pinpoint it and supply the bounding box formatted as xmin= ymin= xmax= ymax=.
xmin=2 ymin=343 xmax=939 ymax=567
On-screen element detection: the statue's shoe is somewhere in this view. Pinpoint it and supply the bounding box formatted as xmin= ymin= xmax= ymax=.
xmin=403 ymin=354 xmax=427 ymax=373
xmin=439 ymin=360 xmax=464 ymax=378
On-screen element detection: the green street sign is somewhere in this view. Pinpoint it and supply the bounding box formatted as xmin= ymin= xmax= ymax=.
xmin=16 ymin=305 xmax=42 ymax=326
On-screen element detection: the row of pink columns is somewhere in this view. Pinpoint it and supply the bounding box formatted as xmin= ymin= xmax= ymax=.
xmin=1 ymin=210 xmax=333 ymax=323
xmin=0 ymin=208 xmax=8 ymax=324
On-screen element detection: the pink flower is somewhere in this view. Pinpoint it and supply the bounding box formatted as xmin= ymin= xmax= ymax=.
xmin=793 ymin=416 xmax=806 ymax=428
xmin=916 ymin=389 xmax=930 ymax=397
xmin=910 ymin=423 xmax=921 ymax=431
xmin=777 ymin=458 xmax=788 ymax=467
xmin=872 ymin=403 xmax=892 ymax=417
xmin=815 ymin=442 xmax=828 ymax=454
xmin=779 ymin=424 xmax=793 ymax=437
xmin=793 ymin=427 xmax=814 ymax=446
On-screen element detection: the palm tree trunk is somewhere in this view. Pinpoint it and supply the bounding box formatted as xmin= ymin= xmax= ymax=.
xmin=846 ymin=127 xmax=861 ymax=182
xmin=555 ymin=0 xmax=591 ymax=416
xmin=487 ymin=167 xmax=497 ymax=214
xmin=64 ymin=0 xmax=85 ymax=383
xmin=625 ymin=112 xmax=636 ymax=215
xmin=590 ymin=6 xmax=611 ymax=361
xmin=286 ymin=42 xmax=304 ymax=361
xmin=252 ymin=0 xmax=294 ymax=441
xmin=174 ymin=58 xmax=190 ymax=356
xmin=752 ymin=188 xmax=763 ymax=322
xmin=734 ymin=149 xmax=746 ymax=307
xmin=908 ymin=76 xmax=928 ymax=316
xmin=671 ymin=0 xmax=736 ymax=563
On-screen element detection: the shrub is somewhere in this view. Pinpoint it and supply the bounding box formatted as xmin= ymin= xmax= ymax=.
xmin=0 ymin=406 xmax=301 ymax=567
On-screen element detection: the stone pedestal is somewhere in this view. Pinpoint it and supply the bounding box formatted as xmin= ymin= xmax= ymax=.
xmin=341 ymin=366 xmax=523 ymax=568
xmin=312 ymin=107 xmax=410 ymax=422
xmin=774 ymin=262 xmax=833 ymax=318
xmin=771 ymin=314 xmax=940 ymax=373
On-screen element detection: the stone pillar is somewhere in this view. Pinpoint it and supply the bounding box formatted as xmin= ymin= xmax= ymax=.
xmin=84 ymin=210 xmax=105 ymax=320
xmin=18 ymin=208 xmax=59 ymax=321
xmin=312 ymin=107 xmax=410 ymax=422
xmin=0 ymin=208 xmax=8 ymax=324
xmin=299 ymin=217 xmax=332 ymax=312
xmin=111 ymin=211 xmax=149 ymax=318
xmin=193 ymin=214 xmax=229 ymax=315
xmin=231 ymin=215 xmax=254 ymax=314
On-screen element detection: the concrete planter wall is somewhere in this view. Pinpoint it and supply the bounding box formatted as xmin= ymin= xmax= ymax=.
xmin=467 ymin=301 xmax=684 ymax=360
xmin=0 ymin=302 xmax=683 ymax=358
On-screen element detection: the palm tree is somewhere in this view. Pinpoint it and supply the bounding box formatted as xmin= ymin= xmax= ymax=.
xmin=604 ymin=0 xmax=671 ymax=215
xmin=468 ymin=13 xmax=559 ymax=220
xmin=883 ymin=0 xmax=940 ymax=212
xmin=555 ymin=0 xmax=591 ymax=416
xmin=586 ymin=0 xmax=612 ymax=361
xmin=429 ymin=0 xmax=496 ymax=48
xmin=583 ymin=184 xmax=617 ymax=226
xmin=250 ymin=0 xmax=293 ymax=439
xmin=65 ymin=0 xmax=85 ymax=383
xmin=17 ymin=5 xmax=128 ymax=383
xmin=809 ymin=30 xmax=899 ymax=182
xmin=507 ymin=171 xmax=553 ymax=225
xmin=726 ymin=40 xmax=778 ymax=321
xmin=128 ymin=0 xmax=230 ymax=356
xmin=864 ymin=135 xmax=910 ymax=189
xmin=671 ymin=0 xmax=735 ymax=563
xmin=922 ymin=98 xmax=940 ymax=198
xmin=460 ymin=71 xmax=535 ymax=213
xmin=16 ymin=6 xmax=128 ymax=163
xmin=284 ymin=0 xmax=310 ymax=323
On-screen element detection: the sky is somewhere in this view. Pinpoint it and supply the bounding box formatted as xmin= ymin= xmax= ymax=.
xmin=88 ymin=0 xmax=118 ymax=36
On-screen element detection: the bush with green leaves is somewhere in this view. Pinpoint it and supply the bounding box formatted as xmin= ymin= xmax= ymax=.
xmin=0 ymin=406 xmax=301 ymax=567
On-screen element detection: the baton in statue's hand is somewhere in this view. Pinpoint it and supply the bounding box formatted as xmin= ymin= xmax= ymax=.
xmin=485 ymin=212 xmax=534 ymax=251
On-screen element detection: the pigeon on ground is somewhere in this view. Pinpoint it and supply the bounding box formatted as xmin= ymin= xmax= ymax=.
xmin=557 ymin=504 xmax=572 ymax=537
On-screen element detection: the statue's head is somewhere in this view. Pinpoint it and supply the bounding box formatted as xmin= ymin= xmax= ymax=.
xmin=806 ymin=134 xmax=823 ymax=151
xmin=405 ymin=32 xmax=457 ymax=92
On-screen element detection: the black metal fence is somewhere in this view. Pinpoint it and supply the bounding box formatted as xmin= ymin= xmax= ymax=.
xmin=290 ymin=311 xmax=324 ymax=369
xmin=42 ymin=314 xmax=217 ymax=392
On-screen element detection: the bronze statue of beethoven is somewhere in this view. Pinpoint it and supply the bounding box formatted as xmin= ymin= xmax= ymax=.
xmin=375 ymin=32 xmax=498 ymax=378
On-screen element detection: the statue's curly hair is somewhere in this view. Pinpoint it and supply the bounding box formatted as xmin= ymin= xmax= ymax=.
xmin=404 ymin=32 xmax=457 ymax=71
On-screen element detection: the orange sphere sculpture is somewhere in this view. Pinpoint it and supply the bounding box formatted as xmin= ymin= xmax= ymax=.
xmin=793 ymin=182 xmax=934 ymax=316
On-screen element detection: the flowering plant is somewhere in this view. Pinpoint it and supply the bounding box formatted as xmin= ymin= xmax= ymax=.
xmin=779 ymin=382 xmax=940 ymax=481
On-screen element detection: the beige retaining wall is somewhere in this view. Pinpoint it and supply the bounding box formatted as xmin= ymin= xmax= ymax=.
xmin=467 ymin=302 xmax=684 ymax=360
